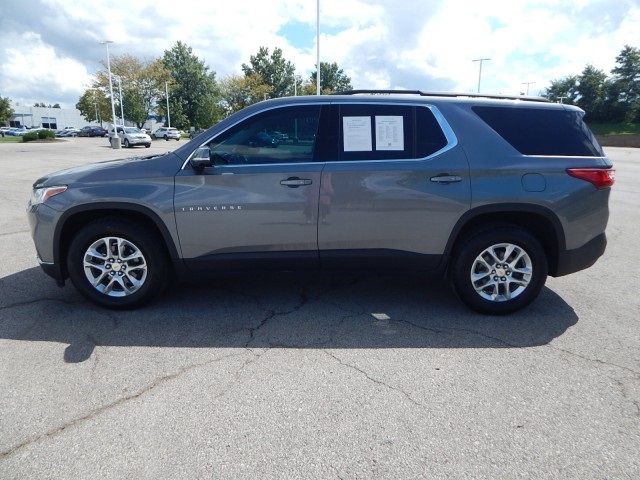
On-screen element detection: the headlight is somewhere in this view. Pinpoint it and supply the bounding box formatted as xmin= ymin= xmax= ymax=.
xmin=30 ymin=185 xmax=67 ymax=205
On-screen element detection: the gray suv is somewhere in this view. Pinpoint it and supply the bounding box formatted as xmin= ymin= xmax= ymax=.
xmin=27 ymin=91 xmax=613 ymax=314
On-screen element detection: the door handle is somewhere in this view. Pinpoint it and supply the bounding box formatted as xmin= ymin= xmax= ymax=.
xmin=280 ymin=177 xmax=312 ymax=188
xmin=430 ymin=174 xmax=462 ymax=184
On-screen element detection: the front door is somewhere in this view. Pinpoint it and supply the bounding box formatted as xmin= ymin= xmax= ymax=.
xmin=174 ymin=104 xmax=324 ymax=270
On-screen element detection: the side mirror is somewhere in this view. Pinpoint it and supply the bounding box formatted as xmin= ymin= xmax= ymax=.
xmin=189 ymin=146 xmax=212 ymax=171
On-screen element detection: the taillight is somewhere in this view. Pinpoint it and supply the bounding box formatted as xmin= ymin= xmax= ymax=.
xmin=566 ymin=168 xmax=615 ymax=189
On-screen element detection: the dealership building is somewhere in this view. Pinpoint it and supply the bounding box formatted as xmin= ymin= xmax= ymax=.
xmin=8 ymin=101 xmax=101 ymax=130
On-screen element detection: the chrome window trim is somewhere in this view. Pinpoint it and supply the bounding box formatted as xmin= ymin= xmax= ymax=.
xmin=180 ymin=101 xmax=458 ymax=170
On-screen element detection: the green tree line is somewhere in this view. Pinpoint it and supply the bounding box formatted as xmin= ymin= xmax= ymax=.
xmin=543 ymin=45 xmax=640 ymax=123
xmin=76 ymin=42 xmax=352 ymax=131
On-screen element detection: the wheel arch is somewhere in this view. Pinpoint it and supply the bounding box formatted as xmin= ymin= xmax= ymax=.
xmin=54 ymin=202 xmax=181 ymax=279
xmin=444 ymin=204 xmax=565 ymax=276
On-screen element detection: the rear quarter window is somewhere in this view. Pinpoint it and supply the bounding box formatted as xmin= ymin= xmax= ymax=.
xmin=472 ymin=106 xmax=604 ymax=157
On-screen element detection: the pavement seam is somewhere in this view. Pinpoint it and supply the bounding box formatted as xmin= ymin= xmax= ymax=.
xmin=0 ymin=351 xmax=248 ymax=459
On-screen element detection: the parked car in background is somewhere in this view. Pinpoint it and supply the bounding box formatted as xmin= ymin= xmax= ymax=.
xmin=6 ymin=127 xmax=28 ymax=136
xmin=153 ymin=127 xmax=181 ymax=140
xmin=55 ymin=128 xmax=80 ymax=137
xmin=78 ymin=126 xmax=108 ymax=137
xmin=108 ymin=126 xmax=151 ymax=148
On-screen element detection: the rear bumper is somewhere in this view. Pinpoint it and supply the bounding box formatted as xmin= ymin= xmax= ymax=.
xmin=554 ymin=232 xmax=606 ymax=277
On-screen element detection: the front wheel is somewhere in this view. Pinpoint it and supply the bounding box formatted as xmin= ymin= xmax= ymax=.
xmin=66 ymin=218 xmax=169 ymax=308
xmin=124 ymin=139 xmax=130 ymax=148
xmin=450 ymin=226 xmax=548 ymax=314
xmin=164 ymin=135 xmax=169 ymax=141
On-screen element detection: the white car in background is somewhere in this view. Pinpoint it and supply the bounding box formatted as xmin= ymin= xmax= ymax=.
xmin=153 ymin=127 xmax=181 ymax=141
xmin=109 ymin=126 xmax=151 ymax=148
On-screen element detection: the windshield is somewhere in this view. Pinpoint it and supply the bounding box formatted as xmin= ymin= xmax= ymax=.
xmin=124 ymin=127 xmax=141 ymax=134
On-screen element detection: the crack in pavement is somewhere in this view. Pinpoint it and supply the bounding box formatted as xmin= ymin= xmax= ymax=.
xmin=0 ymin=296 xmax=79 ymax=311
xmin=323 ymin=350 xmax=424 ymax=408
xmin=244 ymin=290 xmax=309 ymax=348
xmin=395 ymin=319 xmax=640 ymax=378
xmin=614 ymin=378 xmax=640 ymax=418
xmin=0 ymin=229 xmax=29 ymax=237
xmin=0 ymin=350 xmax=249 ymax=459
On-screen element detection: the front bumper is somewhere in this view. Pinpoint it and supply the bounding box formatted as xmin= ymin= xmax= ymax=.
xmin=28 ymin=203 xmax=65 ymax=286
xmin=554 ymin=232 xmax=607 ymax=277
xmin=38 ymin=258 xmax=65 ymax=286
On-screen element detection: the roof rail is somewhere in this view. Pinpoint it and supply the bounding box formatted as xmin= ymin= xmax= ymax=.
xmin=332 ymin=89 xmax=551 ymax=103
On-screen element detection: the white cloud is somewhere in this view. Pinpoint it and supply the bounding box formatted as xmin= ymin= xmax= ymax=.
xmin=1 ymin=0 xmax=638 ymax=106
xmin=0 ymin=32 xmax=91 ymax=107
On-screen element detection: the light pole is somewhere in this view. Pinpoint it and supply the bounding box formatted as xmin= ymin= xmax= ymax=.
xmin=100 ymin=40 xmax=119 ymax=148
xmin=165 ymin=82 xmax=171 ymax=128
xmin=115 ymin=75 xmax=124 ymax=125
xmin=92 ymin=91 xmax=99 ymax=126
xmin=294 ymin=74 xmax=301 ymax=96
xmin=316 ymin=0 xmax=320 ymax=95
xmin=472 ymin=58 xmax=490 ymax=93
xmin=557 ymin=95 xmax=567 ymax=104
xmin=522 ymin=81 xmax=536 ymax=95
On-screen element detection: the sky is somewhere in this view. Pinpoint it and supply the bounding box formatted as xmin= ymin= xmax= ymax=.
xmin=0 ymin=0 xmax=639 ymax=108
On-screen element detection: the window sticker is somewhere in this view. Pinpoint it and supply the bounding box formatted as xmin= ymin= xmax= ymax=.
xmin=375 ymin=116 xmax=404 ymax=151
xmin=343 ymin=116 xmax=372 ymax=151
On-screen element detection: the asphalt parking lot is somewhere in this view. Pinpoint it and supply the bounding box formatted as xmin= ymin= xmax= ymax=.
xmin=0 ymin=138 xmax=638 ymax=479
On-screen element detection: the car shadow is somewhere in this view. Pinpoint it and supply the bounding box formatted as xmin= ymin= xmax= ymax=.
xmin=0 ymin=267 xmax=578 ymax=363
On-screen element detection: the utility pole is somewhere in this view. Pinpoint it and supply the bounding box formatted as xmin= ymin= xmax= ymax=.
xmin=472 ymin=58 xmax=491 ymax=93
xmin=165 ymin=82 xmax=171 ymax=128
xmin=100 ymin=40 xmax=119 ymax=148
xmin=522 ymin=81 xmax=536 ymax=95
xmin=316 ymin=0 xmax=320 ymax=95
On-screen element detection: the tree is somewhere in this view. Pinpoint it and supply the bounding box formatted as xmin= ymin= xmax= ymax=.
xmin=575 ymin=65 xmax=611 ymax=121
xmin=611 ymin=45 xmax=640 ymax=121
xmin=92 ymin=54 xmax=170 ymax=127
xmin=242 ymin=47 xmax=296 ymax=98
xmin=0 ymin=96 xmax=13 ymax=125
xmin=219 ymin=74 xmax=272 ymax=114
xmin=542 ymin=76 xmax=578 ymax=104
xmin=76 ymin=88 xmax=111 ymax=126
xmin=52 ymin=103 xmax=61 ymax=108
xmin=307 ymin=62 xmax=353 ymax=94
xmin=162 ymin=41 xmax=223 ymax=129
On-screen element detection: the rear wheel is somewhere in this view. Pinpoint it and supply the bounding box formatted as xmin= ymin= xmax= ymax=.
xmin=451 ymin=226 xmax=547 ymax=314
xmin=66 ymin=218 xmax=169 ymax=308
xmin=124 ymin=139 xmax=130 ymax=148
xmin=164 ymin=135 xmax=169 ymax=141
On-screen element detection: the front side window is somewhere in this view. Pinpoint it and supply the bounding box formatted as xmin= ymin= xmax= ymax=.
xmin=207 ymin=105 xmax=321 ymax=165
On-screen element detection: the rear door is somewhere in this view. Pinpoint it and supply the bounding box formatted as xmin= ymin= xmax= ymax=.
xmin=174 ymin=104 xmax=325 ymax=271
xmin=318 ymin=102 xmax=471 ymax=269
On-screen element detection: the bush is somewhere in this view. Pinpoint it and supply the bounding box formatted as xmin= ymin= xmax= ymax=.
xmin=22 ymin=132 xmax=39 ymax=142
xmin=38 ymin=129 xmax=55 ymax=139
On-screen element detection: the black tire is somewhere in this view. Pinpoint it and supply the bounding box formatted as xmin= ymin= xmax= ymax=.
xmin=124 ymin=139 xmax=130 ymax=148
xmin=175 ymin=137 xmax=180 ymax=141
xmin=164 ymin=135 xmax=169 ymax=141
xmin=66 ymin=218 xmax=169 ymax=309
xmin=450 ymin=225 xmax=548 ymax=315
xmin=145 ymin=143 xmax=150 ymax=148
